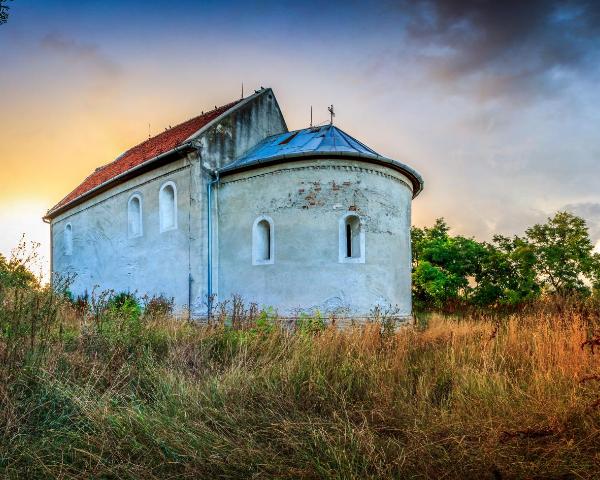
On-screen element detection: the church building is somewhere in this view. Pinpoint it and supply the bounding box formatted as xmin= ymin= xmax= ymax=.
xmin=44 ymin=88 xmax=424 ymax=320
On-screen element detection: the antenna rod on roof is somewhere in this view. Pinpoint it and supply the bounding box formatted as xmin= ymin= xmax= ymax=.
xmin=241 ymin=82 xmax=244 ymax=99
xmin=148 ymin=123 xmax=151 ymax=140
xmin=310 ymin=106 xmax=313 ymax=127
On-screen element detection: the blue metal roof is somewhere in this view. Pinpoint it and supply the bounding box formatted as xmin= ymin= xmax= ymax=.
xmin=220 ymin=124 xmax=424 ymax=197
xmin=235 ymin=124 xmax=380 ymax=162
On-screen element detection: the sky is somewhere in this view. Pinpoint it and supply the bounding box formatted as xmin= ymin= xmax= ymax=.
xmin=1 ymin=0 xmax=600 ymax=273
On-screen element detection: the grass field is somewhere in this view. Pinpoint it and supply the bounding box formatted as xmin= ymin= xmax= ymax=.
xmin=1 ymin=287 xmax=600 ymax=479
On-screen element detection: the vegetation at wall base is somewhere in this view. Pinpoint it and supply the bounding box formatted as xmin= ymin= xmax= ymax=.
xmin=1 ymin=290 xmax=600 ymax=478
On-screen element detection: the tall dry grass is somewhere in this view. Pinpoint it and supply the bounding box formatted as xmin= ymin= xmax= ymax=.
xmin=1 ymin=288 xmax=600 ymax=479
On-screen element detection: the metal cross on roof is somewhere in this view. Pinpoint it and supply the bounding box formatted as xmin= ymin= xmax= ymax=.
xmin=328 ymin=104 xmax=335 ymax=125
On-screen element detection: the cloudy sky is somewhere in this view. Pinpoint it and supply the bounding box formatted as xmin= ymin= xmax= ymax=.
xmin=1 ymin=0 xmax=600 ymax=270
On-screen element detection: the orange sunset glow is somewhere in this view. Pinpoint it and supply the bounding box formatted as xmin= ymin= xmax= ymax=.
xmin=2 ymin=1 xmax=600 ymax=274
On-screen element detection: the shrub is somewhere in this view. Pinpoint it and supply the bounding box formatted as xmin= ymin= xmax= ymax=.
xmin=0 ymin=236 xmax=40 ymax=289
xmin=296 ymin=310 xmax=326 ymax=334
xmin=143 ymin=294 xmax=174 ymax=318
xmin=87 ymin=292 xmax=143 ymax=351
xmin=107 ymin=292 xmax=142 ymax=319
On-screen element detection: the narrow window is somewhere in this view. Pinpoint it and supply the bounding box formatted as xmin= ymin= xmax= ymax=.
xmin=128 ymin=194 xmax=143 ymax=238
xmin=346 ymin=223 xmax=352 ymax=257
xmin=345 ymin=216 xmax=360 ymax=258
xmin=64 ymin=223 xmax=73 ymax=256
xmin=252 ymin=216 xmax=274 ymax=265
xmin=258 ymin=220 xmax=271 ymax=261
xmin=339 ymin=213 xmax=364 ymax=263
xmin=159 ymin=182 xmax=177 ymax=232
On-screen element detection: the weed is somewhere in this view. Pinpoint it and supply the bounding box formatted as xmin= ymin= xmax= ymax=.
xmin=1 ymin=287 xmax=600 ymax=478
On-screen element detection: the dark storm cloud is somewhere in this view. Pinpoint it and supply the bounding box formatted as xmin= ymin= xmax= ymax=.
xmin=401 ymin=0 xmax=600 ymax=98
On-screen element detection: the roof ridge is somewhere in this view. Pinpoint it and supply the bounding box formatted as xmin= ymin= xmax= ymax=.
xmin=46 ymin=97 xmax=244 ymax=218
xmin=333 ymin=126 xmax=379 ymax=156
xmin=120 ymin=99 xmax=241 ymax=158
xmin=82 ymin=101 xmax=242 ymax=178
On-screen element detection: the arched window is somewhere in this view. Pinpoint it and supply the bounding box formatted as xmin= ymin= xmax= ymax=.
xmin=252 ymin=216 xmax=274 ymax=265
xmin=159 ymin=181 xmax=177 ymax=232
xmin=128 ymin=194 xmax=143 ymax=238
xmin=64 ymin=223 xmax=73 ymax=256
xmin=339 ymin=213 xmax=365 ymax=263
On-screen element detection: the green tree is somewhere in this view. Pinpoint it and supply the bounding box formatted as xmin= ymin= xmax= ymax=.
xmin=411 ymin=219 xmax=487 ymax=309
xmin=0 ymin=0 xmax=12 ymax=25
xmin=0 ymin=236 xmax=40 ymax=289
xmin=0 ymin=254 xmax=38 ymax=289
xmin=412 ymin=211 xmax=600 ymax=310
xmin=472 ymin=235 xmax=540 ymax=307
xmin=525 ymin=211 xmax=600 ymax=295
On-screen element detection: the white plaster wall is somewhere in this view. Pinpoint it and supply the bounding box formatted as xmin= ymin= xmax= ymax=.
xmin=189 ymin=89 xmax=288 ymax=315
xmin=196 ymin=89 xmax=287 ymax=170
xmin=216 ymin=159 xmax=414 ymax=318
xmin=51 ymin=158 xmax=195 ymax=306
xmin=50 ymin=89 xmax=288 ymax=314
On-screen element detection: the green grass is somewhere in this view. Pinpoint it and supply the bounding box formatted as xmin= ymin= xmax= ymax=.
xmin=1 ymin=286 xmax=600 ymax=478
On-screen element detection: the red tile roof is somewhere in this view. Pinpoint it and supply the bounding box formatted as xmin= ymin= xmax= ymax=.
xmin=48 ymin=98 xmax=243 ymax=217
